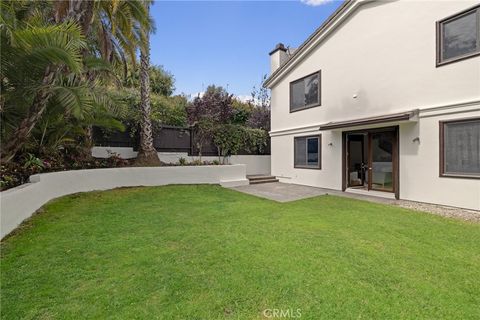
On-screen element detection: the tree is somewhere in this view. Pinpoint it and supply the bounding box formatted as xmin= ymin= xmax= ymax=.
xmin=135 ymin=2 xmax=160 ymax=165
xmin=186 ymin=85 xmax=234 ymax=160
xmin=148 ymin=65 xmax=175 ymax=96
xmin=247 ymin=75 xmax=271 ymax=131
xmin=213 ymin=124 xmax=244 ymax=163
xmin=1 ymin=1 xmax=89 ymax=162
xmin=122 ymin=65 xmax=175 ymax=97
xmin=0 ymin=0 xmax=152 ymax=163
xmin=186 ymin=85 xmax=269 ymax=162
xmin=232 ymin=99 xmax=253 ymax=125
xmin=151 ymin=95 xmax=188 ymax=127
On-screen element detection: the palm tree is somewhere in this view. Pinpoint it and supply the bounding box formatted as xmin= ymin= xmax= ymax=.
xmin=135 ymin=2 xmax=160 ymax=165
xmin=0 ymin=2 xmax=88 ymax=162
xmin=0 ymin=0 xmax=151 ymax=162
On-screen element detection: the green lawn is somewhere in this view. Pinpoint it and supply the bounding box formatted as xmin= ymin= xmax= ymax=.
xmin=1 ymin=185 xmax=479 ymax=319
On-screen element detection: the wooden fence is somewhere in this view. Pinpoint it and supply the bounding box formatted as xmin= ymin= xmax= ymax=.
xmin=93 ymin=126 xmax=270 ymax=156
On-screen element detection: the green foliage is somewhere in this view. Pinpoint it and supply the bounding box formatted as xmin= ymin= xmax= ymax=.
xmin=178 ymin=157 xmax=187 ymax=166
xmin=213 ymin=124 xmax=245 ymax=159
xmin=231 ymin=99 xmax=253 ymax=125
xmin=187 ymin=85 xmax=269 ymax=159
xmin=111 ymin=87 xmax=188 ymax=135
xmin=187 ymin=86 xmax=235 ymax=158
xmin=149 ymin=65 xmax=175 ymax=96
xmin=0 ymin=0 xmax=152 ymax=162
xmin=212 ymin=125 xmax=269 ymax=161
xmin=123 ymin=65 xmax=175 ymax=96
xmin=151 ymin=94 xmax=188 ymax=127
xmin=1 ymin=18 xmax=88 ymax=133
xmin=244 ymin=127 xmax=269 ymax=153
xmin=23 ymin=153 xmax=44 ymax=170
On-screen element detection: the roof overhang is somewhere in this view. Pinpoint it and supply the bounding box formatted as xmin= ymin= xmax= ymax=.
xmin=319 ymin=109 xmax=419 ymax=131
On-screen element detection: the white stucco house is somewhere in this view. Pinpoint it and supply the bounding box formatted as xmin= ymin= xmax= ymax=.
xmin=265 ymin=0 xmax=480 ymax=210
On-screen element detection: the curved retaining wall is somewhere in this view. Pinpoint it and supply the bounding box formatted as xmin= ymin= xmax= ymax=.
xmin=91 ymin=147 xmax=271 ymax=175
xmin=0 ymin=165 xmax=248 ymax=239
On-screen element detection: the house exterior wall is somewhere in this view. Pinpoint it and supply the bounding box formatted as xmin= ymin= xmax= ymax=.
xmin=269 ymin=0 xmax=480 ymax=210
xmin=399 ymin=109 xmax=480 ymax=210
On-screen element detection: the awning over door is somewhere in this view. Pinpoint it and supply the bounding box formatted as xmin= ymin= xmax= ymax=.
xmin=319 ymin=109 xmax=419 ymax=131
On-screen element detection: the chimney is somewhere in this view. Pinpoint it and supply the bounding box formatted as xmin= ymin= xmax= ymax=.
xmin=269 ymin=43 xmax=288 ymax=73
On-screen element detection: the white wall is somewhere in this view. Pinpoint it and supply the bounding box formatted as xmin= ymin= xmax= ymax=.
xmin=269 ymin=0 xmax=480 ymax=133
xmin=270 ymin=107 xmax=480 ymax=210
xmin=0 ymin=165 xmax=248 ymax=239
xmin=399 ymin=109 xmax=480 ymax=210
xmin=268 ymin=0 xmax=480 ymax=210
xmin=271 ymin=130 xmax=343 ymax=190
xmin=91 ymin=148 xmax=271 ymax=175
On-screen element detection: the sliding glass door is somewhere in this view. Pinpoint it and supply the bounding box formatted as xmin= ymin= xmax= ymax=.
xmin=368 ymin=130 xmax=395 ymax=192
xmin=345 ymin=127 xmax=398 ymax=195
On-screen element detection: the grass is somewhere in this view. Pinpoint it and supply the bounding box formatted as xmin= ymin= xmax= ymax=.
xmin=1 ymin=185 xmax=479 ymax=319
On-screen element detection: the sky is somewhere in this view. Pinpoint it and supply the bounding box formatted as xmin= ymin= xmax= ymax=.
xmin=150 ymin=0 xmax=343 ymax=100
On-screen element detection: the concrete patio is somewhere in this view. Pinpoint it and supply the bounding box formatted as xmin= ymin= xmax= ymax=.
xmin=230 ymin=182 xmax=480 ymax=222
xmin=231 ymin=182 xmax=396 ymax=204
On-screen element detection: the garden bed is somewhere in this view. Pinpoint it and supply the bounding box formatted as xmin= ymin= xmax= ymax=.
xmin=0 ymin=153 xmax=224 ymax=191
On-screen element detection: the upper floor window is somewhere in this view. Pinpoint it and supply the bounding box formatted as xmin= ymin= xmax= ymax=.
xmin=290 ymin=71 xmax=321 ymax=112
xmin=440 ymin=118 xmax=480 ymax=178
xmin=437 ymin=5 xmax=480 ymax=66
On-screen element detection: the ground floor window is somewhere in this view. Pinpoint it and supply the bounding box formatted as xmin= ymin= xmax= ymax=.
xmin=440 ymin=118 xmax=480 ymax=178
xmin=294 ymin=135 xmax=321 ymax=169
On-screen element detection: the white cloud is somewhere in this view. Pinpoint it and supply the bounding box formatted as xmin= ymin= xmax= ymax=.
xmin=235 ymin=95 xmax=266 ymax=107
xmin=187 ymin=91 xmax=205 ymax=101
xmin=300 ymin=0 xmax=333 ymax=6
xmin=186 ymin=93 xmax=262 ymax=106
xmin=235 ymin=95 xmax=253 ymax=103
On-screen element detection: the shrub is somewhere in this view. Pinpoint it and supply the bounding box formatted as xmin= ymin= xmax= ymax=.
xmin=178 ymin=157 xmax=187 ymax=166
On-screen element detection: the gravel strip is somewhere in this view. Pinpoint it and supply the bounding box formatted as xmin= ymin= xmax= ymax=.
xmin=395 ymin=200 xmax=480 ymax=222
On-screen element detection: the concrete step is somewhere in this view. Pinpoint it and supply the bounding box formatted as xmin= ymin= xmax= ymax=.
xmin=247 ymin=175 xmax=276 ymax=181
xmin=249 ymin=178 xmax=279 ymax=185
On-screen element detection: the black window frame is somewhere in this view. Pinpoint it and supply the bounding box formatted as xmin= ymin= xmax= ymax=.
xmin=289 ymin=71 xmax=321 ymax=113
xmin=294 ymin=135 xmax=322 ymax=169
xmin=436 ymin=4 xmax=480 ymax=67
xmin=439 ymin=117 xmax=480 ymax=179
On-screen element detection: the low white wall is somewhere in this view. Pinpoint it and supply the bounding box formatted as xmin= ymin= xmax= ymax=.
xmin=0 ymin=165 xmax=248 ymax=239
xmin=91 ymin=147 xmax=271 ymax=175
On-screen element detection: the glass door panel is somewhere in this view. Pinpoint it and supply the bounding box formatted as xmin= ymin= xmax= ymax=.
xmin=369 ymin=131 xmax=394 ymax=192
xmin=347 ymin=134 xmax=367 ymax=188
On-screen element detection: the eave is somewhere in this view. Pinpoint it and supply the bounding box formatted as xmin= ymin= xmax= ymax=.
xmin=319 ymin=109 xmax=419 ymax=131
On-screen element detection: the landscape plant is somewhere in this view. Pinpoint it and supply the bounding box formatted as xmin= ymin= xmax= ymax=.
xmin=0 ymin=0 xmax=152 ymax=162
xmin=186 ymin=85 xmax=270 ymax=161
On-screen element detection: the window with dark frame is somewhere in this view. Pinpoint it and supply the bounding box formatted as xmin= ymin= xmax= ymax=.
xmin=440 ymin=118 xmax=480 ymax=178
xmin=290 ymin=71 xmax=321 ymax=112
xmin=437 ymin=4 xmax=480 ymax=66
xmin=294 ymin=135 xmax=321 ymax=169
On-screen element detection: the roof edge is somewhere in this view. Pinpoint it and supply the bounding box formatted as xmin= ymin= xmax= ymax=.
xmin=264 ymin=0 xmax=360 ymax=88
